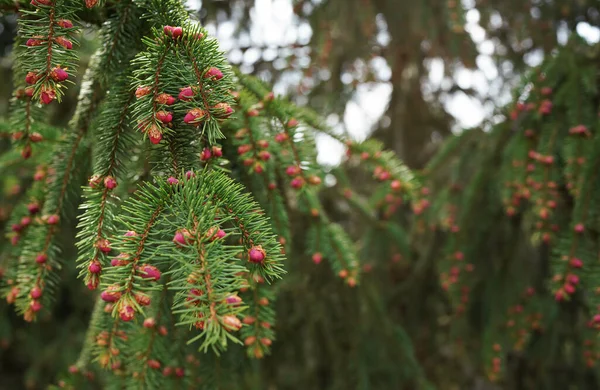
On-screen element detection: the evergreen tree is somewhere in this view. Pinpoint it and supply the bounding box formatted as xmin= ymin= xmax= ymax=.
xmin=0 ymin=1 xmax=599 ymax=389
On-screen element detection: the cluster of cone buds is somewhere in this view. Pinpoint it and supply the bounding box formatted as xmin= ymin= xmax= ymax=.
xmin=554 ymin=264 xmax=582 ymax=302
xmin=284 ymin=165 xmax=321 ymax=189
xmin=200 ymin=146 xmax=223 ymax=162
xmin=88 ymin=174 xmax=118 ymax=190
xmin=10 ymin=205 xmax=41 ymax=245
xmin=236 ymin=137 xmax=271 ymax=174
xmin=569 ymin=124 xmax=590 ymax=137
xmin=528 ymin=150 xmax=554 ymax=165
xmin=24 ymin=13 xmax=73 ymax=104
xmin=486 ymin=343 xmax=503 ymax=381
xmin=337 ymin=269 xmax=357 ymax=287
xmin=173 ymin=225 xmax=227 ymax=247
xmin=244 ymin=336 xmax=273 ymax=358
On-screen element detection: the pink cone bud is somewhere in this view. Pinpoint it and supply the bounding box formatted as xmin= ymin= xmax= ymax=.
xmin=248 ymin=246 xmax=266 ymax=264
xmin=100 ymin=285 xmax=121 ymax=302
xmin=143 ymin=317 xmax=156 ymax=328
xmin=124 ymin=230 xmax=137 ymax=237
xmin=204 ymin=67 xmax=223 ymax=80
xmin=88 ymin=261 xmax=102 ymax=274
xmin=259 ymin=151 xmax=271 ymax=161
xmin=135 ymin=292 xmax=151 ymax=306
xmin=574 ymin=223 xmax=585 ymax=233
xmin=47 ymin=214 xmax=59 ymax=225
xmin=175 ymin=367 xmax=184 ymax=377
xmin=25 ymin=72 xmax=39 ymax=85
xmin=96 ymin=238 xmax=111 ymax=253
xmin=570 ymin=258 xmax=583 ymax=268
xmin=216 ymin=229 xmax=226 ymax=239
xmin=155 ymin=111 xmax=173 ymax=124
xmin=136 ymin=86 xmax=151 ymax=98
xmin=212 ymin=146 xmax=223 ymax=157
xmin=26 ymin=38 xmax=44 ymax=47
xmin=201 ymin=148 xmax=212 ymax=161
xmin=21 ymin=216 xmax=31 ymax=227
xmin=211 ymin=103 xmax=233 ymax=119
xmin=179 ymin=87 xmax=195 ymax=101
xmin=57 ymin=19 xmax=73 ymax=28
xmin=156 ymin=93 xmax=176 ymax=105
xmin=119 ymin=305 xmax=135 ymax=321
xmin=222 ymin=315 xmax=242 ymax=331
xmin=36 ymin=253 xmax=47 ymax=264
xmin=312 ymin=252 xmax=323 ymax=264
xmin=148 ymin=125 xmax=163 ymax=144
xmin=104 ymin=176 xmax=117 ymax=189
xmin=50 ymin=67 xmax=68 ymax=82
xmin=41 ymin=89 xmax=56 ymax=105
xmin=185 ymin=170 xmax=195 ymax=180
xmin=225 ymin=295 xmax=242 ymax=305
xmin=139 ymin=264 xmax=161 ymax=281
xmin=184 ymin=108 xmax=206 ymax=125
xmin=27 ymin=203 xmax=40 ymax=214
xmin=286 ymin=118 xmax=298 ymax=128
xmin=173 ymin=229 xmax=192 ymax=246
xmin=564 ymin=283 xmax=576 ymax=294
xmin=55 ymin=36 xmax=73 ymax=50
xmin=30 ymin=300 xmax=42 ymax=312
xmin=30 ymin=286 xmax=42 ymax=299
xmin=290 ymin=177 xmax=304 ymax=189
xmin=567 ymin=274 xmax=580 ymax=285
xmin=167 ymin=177 xmax=179 ymax=185
xmin=286 ymin=166 xmax=301 ymax=176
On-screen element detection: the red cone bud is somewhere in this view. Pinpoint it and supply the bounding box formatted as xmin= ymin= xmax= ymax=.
xmin=287 ymin=118 xmax=298 ymax=128
xmin=574 ymin=223 xmax=585 ymax=233
xmin=46 ymin=214 xmax=59 ymax=225
xmin=285 ymin=166 xmax=301 ymax=176
xmin=212 ymin=146 xmax=223 ymax=157
xmin=167 ymin=177 xmax=179 ymax=185
xmin=96 ymin=238 xmax=111 ymax=253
